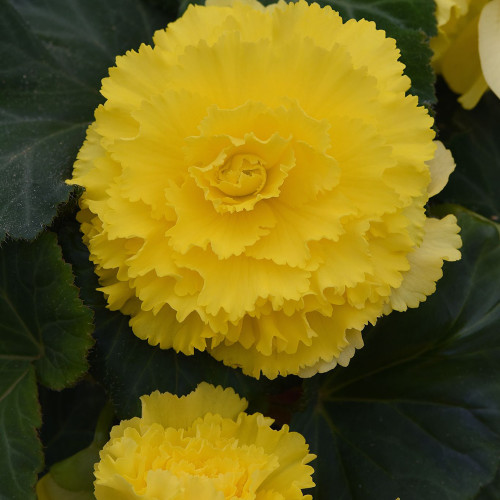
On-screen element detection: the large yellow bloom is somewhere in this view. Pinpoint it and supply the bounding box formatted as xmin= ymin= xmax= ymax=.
xmin=69 ymin=0 xmax=461 ymax=379
xmin=432 ymin=0 xmax=500 ymax=108
xmin=94 ymin=383 xmax=315 ymax=499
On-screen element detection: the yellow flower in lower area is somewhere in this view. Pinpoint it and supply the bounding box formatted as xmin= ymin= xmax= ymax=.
xmin=69 ymin=0 xmax=462 ymax=379
xmin=432 ymin=0 xmax=500 ymax=108
xmin=94 ymin=383 xmax=315 ymax=499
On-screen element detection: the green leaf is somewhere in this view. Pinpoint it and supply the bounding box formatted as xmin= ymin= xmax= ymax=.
xmin=57 ymin=221 xmax=300 ymax=421
xmin=92 ymin=326 xmax=298 ymax=420
xmin=320 ymin=0 xmax=437 ymax=106
xmin=291 ymin=207 xmax=500 ymax=500
xmin=0 ymin=232 xmax=93 ymax=389
xmin=39 ymin=379 xmax=107 ymax=469
xmin=51 ymin=405 xmax=112 ymax=487
xmin=476 ymin=468 xmax=500 ymax=499
xmin=436 ymin=90 xmax=500 ymax=221
xmin=0 ymin=0 xmax=175 ymax=241
xmin=36 ymin=476 xmax=94 ymax=500
xmin=0 ymin=362 xmax=42 ymax=500
xmin=36 ymin=402 xmax=114 ymax=500
xmin=0 ymin=232 xmax=93 ymax=499
xmin=10 ymin=0 xmax=174 ymax=87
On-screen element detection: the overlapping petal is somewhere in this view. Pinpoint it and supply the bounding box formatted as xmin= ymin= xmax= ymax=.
xmin=94 ymin=383 xmax=315 ymax=499
xmin=69 ymin=0 xmax=461 ymax=379
xmin=432 ymin=0 xmax=500 ymax=108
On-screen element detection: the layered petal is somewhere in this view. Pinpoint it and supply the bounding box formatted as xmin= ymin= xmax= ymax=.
xmin=94 ymin=384 xmax=315 ymax=499
xmin=427 ymin=141 xmax=456 ymax=197
xmin=432 ymin=0 xmax=497 ymax=108
xmin=387 ymin=215 xmax=462 ymax=312
xmin=140 ymin=383 xmax=248 ymax=428
xmin=69 ymin=0 xmax=461 ymax=379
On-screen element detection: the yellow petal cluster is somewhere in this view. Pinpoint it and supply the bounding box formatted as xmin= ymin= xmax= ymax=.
xmin=69 ymin=0 xmax=462 ymax=379
xmin=432 ymin=0 xmax=500 ymax=108
xmin=94 ymin=383 xmax=315 ymax=499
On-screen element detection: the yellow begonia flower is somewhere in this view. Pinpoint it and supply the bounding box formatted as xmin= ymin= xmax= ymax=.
xmin=432 ymin=0 xmax=500 ymax=108
xmin=69 ymin=0 xmax=461 ymax=379
xmin=93 ymin=383 xmax=315 ymax=499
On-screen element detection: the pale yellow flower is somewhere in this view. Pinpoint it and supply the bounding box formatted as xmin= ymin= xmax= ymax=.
xmin=69 ymin=0 xmax=461 ymax=379
xmin=432 ymin=0 xmax=500 ymax=108
xmin=93 ymin=383 xmax=315 ymax=499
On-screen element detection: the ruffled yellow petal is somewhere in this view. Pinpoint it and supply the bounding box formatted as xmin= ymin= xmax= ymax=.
xmin=113 ymin=91 xmax=210 ymax=215
xmin=432 ymin=0 xmax=494 ymax=108
xmin=70 ymin=0 xmax=461 ymax=379
xmin=210 ymin=305 xmax=378 ymax=379
xmin=144 ymin=471 xmax=226 ymax=500
xmin=298 ymin=329 xmax=364 ymax=378
xmin=130 ymin=305 xmax=215 ymax=354
xmin=154 ymin=0 xmax=269 ymax=59
xmin=69 ymin=127 xmax=121 ymax=201
xmin=246 ymin=194 xmax=352 ymax=268
xmin=174 ymin=248 xmax=311 ymax=321
xmin=140 ymin=383 xmax=247 ymax=428
xmin=312 ymin=225 xmax=372 ymax=292
xmin=100 ymin=44 xmax=171 ymax=112
xmin=125 ymin=235 xmax=179 ymax=279
xmin=188 ymin=132 xmax=294 ymax=213
xmin=434 ymin=0 xmax=469 ymax=27
xmin=233 ymin=414 xmax=315 ymax=498
xmin=94 ymin=384 xmax=315 ymax=499
xmin=427 ymin=141 xmax=456 ymax=197
xmin=387 ymin=215 xmax=462 ymax=312
xmin=479 ymin=0 xmax=500 ymax=99
xmin=165 ymin=178 xmax=277 ymax=258
xmin=98 ymin=279 xmax=136 ymax=312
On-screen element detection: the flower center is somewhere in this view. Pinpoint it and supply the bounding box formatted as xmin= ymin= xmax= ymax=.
xmin=214 ymin=154 xmax=267 ymax=197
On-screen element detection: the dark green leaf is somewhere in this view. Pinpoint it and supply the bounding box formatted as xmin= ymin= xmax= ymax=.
xmin=10 ymin=0 xmax=174 ymax=87
xmin=142 ymin=0 xmax=180 ymax=18
xmin=320 ymin=0 xmax=437 ymax=106
xmin=0 ymin=232 xmax=93 ymax=389
xmin=36 ymin=476 xmax=94 ymax=500
xmin=391 ymin=27 xmax=435 ymax=106
xmin=328 ymin=0 xmax=437 ymax=35
xmin=0 ymin=0 xmax=175 ymax=240
xmin=0 ymin=233 xmax=94 ymax=498
xmin=475 ymin=468 xmax=500 ymax=499
xmin=0 ymin=362 xmax=41 ymax=500
xmin=36 ymin=402 xmax=114 ymax=500
xmin=435 ymin=89 xmax=500 ymax=221
xmin=91 ymin=325 xmax=298 ymax=421
xmin=292 ymin=207 xmax=500 ymax=500
xmin=39 ymin=379 xmax=107 ymax=469
xmin=47 ymin=403 xmax=113 ymax=490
